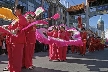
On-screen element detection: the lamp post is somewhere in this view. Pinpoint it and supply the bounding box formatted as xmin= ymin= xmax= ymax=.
xmin=85 ymin=0 xmax=89 ymax=29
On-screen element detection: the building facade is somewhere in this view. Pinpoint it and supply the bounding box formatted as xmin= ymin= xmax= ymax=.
xmin=97 ymin=16 xmax=104 ymax=31
xmin=0 ymin=0 xmax=42 ymax=25
xmin=0 ymin=0 xmax=67 ymax=26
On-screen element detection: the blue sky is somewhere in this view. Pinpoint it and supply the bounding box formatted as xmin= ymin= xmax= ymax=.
xmin=60 ymin=0 xmax=108 ymax=31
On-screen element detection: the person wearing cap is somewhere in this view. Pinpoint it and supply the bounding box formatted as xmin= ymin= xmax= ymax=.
xmin=22 ymin=13 xmax=36 ymax=69
xmin=3 ymin=4 xmax=27 ymax=72
xmin=80 ymin=28 xmax=87 ymax=56
xmin=58 ymin=26 xmax=69 ymax=61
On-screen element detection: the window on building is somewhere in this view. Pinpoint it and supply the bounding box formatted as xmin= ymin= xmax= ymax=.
xmin=60 ymin=14 xmax=62 ymax=19
xmin=11 ymin=0 xmax=15 ymax=3
xmin=23 ymin=3 xmax=27 ymax=10
xmin=61 ymin=8 xmax=63 ymax=13
xmin=6 ymin=0 xmax=10 ymax=1
xmin=63 ymin=17 xmax=65 ymax=20
xmin=18 ymin=1 xmax=23 ymax=5
xmin=35 ymin=0 xmax=41 ymax=4
xmin=43 ymin=1 xmax=49 ymax=11
xmin=63 ymin=10 xmax=65 ymax=14
xmin=28 ymin=1 xmax=35 ymax=11
xmin=58 ymin=7 xmax=60 ymax=11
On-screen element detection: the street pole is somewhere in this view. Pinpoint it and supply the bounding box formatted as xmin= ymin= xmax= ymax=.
xmin=85 ymin=0 xmax=89 ymax=29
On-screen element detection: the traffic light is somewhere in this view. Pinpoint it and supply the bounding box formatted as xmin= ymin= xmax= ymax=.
xmin=89 ymin=0 xmax=108 ymax=7
xmin=67 ymin=3 xmax=85 ymax=15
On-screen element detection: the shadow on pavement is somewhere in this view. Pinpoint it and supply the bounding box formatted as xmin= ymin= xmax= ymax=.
xmin=22 ymin=67 xmax=68 ymax=72
xmin=34 ymin=52 xmax=48 ymax=57
xmin=65 ymin=49 xmax=108 ymax=72
xmin=0 ymin=61 xmax=7 ymax=64
xmin=0 ymin=55 xmax=8 ymax=64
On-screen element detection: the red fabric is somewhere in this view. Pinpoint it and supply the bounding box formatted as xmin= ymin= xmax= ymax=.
xmin=25 ymin=24 xmax=36 ymax=43
xmin=49 ymin=45 xmax=52 ymax=60
xmin=80 ymin=31 xmax=87 ymax=40
xmin=50 ymin=30 xmax=58 ymax=60
xmin=100 ymin=44 xmax=104 ymax=50
xmin=80 ymin=39 xmax=87 ymax=55
xmin=58 ymin=30 xmax=67 ymax=60
xmin=71 ymin=45 xmax=75 ymax=53
xmin=47 ymin=31 xmax=54 ymax=60
xmin=47 ymin=31 xmax=53 ymax=36
xmin=7 ymin=44 xmax=24 ymax=72
xmin=8 ymin=15 xmax=27 ymax=44
xmin=23 ymin=43 xmax=35 ymax=68
xmin=78 ymin=16 xmax=82 ymax=28
xmin=58 ymin=46 xmax=67 ymax=60
xmin=80 ymin=31 xmax=87 ymax=55
xmin=0 ymin=34 xmax=3 ymax=46
xmin=88 ymin=37 xmax=95 ymax=52
xmin=23 ymin=22 xmax=36 ymax=68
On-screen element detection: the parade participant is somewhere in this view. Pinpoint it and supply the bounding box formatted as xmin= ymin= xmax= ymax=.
xmin=50 ymin=26 xmax=58 ymax=61
xmin=80 ymin=28 xmax=87 ymax=56
xmin=58 ymin=26 xmax=69 ymax=61
xmin=68 ymin=31 xmax=76 ymax=53
xmin=46 ymin=26 xmax=58 ymax=61
xmin=22 ymin=14 xmax=36 ymax=69
xmin=96 ymin=37 xmax=101 ymax=50
xmin=3 ymin=4 xmax=27 ymax=72
xmin=100 ymin=38 xmax=105 ymax=50
xmin=93 ymin=37 xmax=98 ymax=51
xmin=88 ymin=34 xmax=95 ymax=52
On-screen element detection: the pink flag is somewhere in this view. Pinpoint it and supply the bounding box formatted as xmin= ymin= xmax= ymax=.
xmin=51 ymin=13 xmax=60 ymax=20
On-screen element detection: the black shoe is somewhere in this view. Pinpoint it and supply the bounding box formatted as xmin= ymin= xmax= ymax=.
xmin=28 ymin=66 xmax=34 ymax=70
xmin=22 ymin=66 xmax=26 ymax=69
xmin=3 ymin=67 xmax=9 ymax=71
xmin=49 ymin=60 xmax=52 ymax=61
xmin=82 ymin=54 xmax=85 ymax=56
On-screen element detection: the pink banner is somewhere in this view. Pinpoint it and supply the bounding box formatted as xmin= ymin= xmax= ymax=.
xmin=51 ymin=13 xmax=60 ymax=20
xmin=36 ymin=28 xmax=49 ymax=44
xmin=36 ymin=28 xmax=83 ymax=47
xmin=22 ymin=20 xmax=48 ymax=30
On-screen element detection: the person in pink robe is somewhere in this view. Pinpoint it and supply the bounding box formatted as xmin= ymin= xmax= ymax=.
xmin=3 ymin=4 xmax=27 ymax=72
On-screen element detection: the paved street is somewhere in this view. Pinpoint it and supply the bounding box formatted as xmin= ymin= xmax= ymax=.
xmin=0 ymin=49 xmax=108 ymax=72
